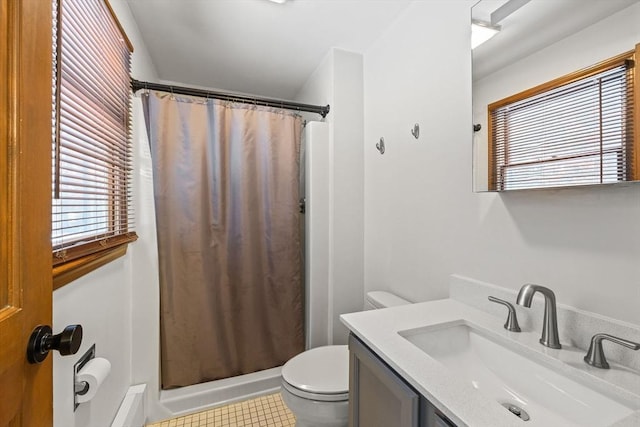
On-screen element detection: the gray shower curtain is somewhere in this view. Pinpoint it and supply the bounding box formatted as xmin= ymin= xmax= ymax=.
xmin=143 ymin=91 xmax=304 ymax=388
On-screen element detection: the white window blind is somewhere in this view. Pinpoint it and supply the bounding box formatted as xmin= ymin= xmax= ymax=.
xmin=52 ymin=0 xmax=136 ymax=266
xmin=489 ymin=55 xmax=637 ymax=191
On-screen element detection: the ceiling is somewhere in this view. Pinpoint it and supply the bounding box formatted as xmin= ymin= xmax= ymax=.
xmin=472 ymin=0 xmax=639 ymax=81
xmin=126 ymin=0 xmax=639 ymax=97
xmin=126 ymin=0 xmax=412 ymax=100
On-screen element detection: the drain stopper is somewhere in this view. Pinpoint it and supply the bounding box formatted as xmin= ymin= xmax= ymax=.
xmin=501 ymin=402 xmax=530 ymax=421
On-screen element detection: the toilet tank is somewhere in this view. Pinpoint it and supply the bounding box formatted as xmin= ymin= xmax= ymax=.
xmin=364 ymin=291 xmax=411 ymax=310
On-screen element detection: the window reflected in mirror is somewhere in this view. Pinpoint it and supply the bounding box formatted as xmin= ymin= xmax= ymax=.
xmin=488 ymin=52 xmax=636 ymax=191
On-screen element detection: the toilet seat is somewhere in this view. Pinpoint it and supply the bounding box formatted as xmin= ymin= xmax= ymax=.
xmin=281 ymin=345 xmax=349 ymax=401
xmin=282 ymin=379 xmax=349 ymax=402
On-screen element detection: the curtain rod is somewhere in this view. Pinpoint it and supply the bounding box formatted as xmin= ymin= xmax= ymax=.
xmin=131 ymin=79 xmax=330 ymax=118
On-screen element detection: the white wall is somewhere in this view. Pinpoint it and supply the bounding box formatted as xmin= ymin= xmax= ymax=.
xmin=303 ymin=122 xmax=331 ymax=349
xmin=54 ymin=260 xmax=133 ymax=427
xmin=363 ymin=0 xmax=640 ymax=327
xmin=129 ymin=91 xmax=166 ymax=420
xmin=296 ymin=53 xmax=333 ymax=348
xmin=52 ymin=2 xmax=159 ymax=426
xmin=296 ymin=48 xmax=365 ymax=345
xmin=331 ymin=50 xmax=365 ymax=344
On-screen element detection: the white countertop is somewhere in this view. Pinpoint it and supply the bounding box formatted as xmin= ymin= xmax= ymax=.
xmin=340 ymin=298 xmax=640 ymax=427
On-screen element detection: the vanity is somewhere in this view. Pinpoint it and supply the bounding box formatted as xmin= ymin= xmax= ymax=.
xmin=341 ymin=277 xmax=640 ymax=427
xmin=349 ymin=333 xmax=456 ymax=427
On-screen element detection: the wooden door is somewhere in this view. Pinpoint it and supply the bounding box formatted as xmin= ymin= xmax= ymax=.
xmin=0 ymin=0 xmax=53 ymax=425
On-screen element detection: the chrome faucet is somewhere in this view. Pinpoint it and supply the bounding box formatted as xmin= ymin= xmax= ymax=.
xmin=516 ymin=284 xmax=561 ymax=349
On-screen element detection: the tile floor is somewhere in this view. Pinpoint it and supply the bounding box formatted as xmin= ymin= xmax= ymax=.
xmin=146 ymin=393 xmax=296 ymax=427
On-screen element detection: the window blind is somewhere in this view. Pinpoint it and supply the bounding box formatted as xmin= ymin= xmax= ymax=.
xmin=489 ymin=56 xmax=636 ymax=191
xmin=52 ymin=0 xmax=136 ymax=265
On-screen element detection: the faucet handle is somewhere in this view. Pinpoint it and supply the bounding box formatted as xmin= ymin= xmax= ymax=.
xmin=488 ymin=296 xmax=521 ymax=332
xmin=584 ymin=333 xmax=640 ymax=369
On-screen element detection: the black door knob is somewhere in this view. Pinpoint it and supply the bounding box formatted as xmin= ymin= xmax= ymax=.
xmin=27 ymin=324 xmax=83 ymax=364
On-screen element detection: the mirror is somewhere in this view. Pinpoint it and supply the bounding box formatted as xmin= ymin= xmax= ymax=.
xmin=472 ymin=0 xmax=640 ymax=192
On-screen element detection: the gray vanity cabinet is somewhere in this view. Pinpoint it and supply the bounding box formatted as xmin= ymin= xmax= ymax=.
xmin=349 ymin=333 xmax=419 ymax=427
xmin=348 ymin=334 xmax=457 ymax=427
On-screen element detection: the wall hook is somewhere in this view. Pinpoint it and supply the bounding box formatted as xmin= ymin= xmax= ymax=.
xmin=411 ymin=123 xmax=420 ymax=139
xmin=473 ymin=124 xmax=482 ymax=132
xmin=376 ymin=137 xmax=385 ymax=154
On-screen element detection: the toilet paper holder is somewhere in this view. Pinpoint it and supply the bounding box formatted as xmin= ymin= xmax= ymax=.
xmin=73 ymin=344 xmax=95 ymax=410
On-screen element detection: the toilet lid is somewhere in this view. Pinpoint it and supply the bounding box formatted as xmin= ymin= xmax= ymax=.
xmin=282 ymin=345 xmax=348 ymax=394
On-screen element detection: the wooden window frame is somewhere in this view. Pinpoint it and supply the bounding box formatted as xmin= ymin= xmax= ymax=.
xmin=488 ymin=44 xmax=639 ymax=191
xmin=52 ymin=0 xmax=136 ymax=290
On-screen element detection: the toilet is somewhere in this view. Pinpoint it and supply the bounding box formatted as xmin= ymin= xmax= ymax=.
xmin=281 ymin=291 xmax=411 ymax=427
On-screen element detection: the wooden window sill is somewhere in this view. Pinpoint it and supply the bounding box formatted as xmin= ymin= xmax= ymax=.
xmin=52 ymin=237 xmax=137 ymax=290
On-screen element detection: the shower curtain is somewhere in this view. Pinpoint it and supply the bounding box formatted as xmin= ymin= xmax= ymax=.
xmin=143 ymin=91 xmax=304 ymax=388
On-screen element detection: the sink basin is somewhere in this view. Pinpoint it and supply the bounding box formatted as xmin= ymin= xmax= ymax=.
xmin=400 ymin=321 xmax=639 ymax=426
